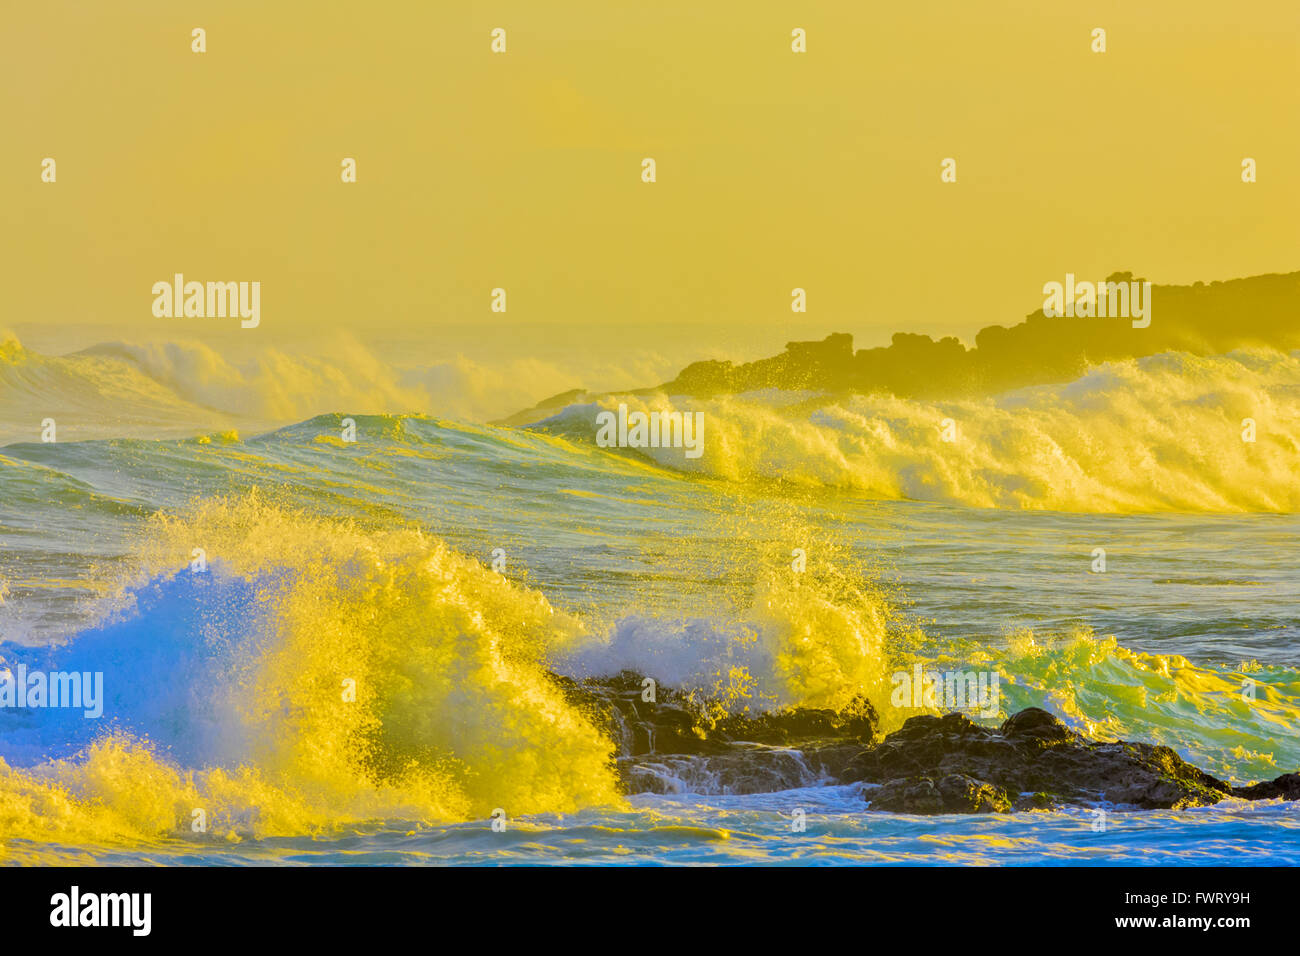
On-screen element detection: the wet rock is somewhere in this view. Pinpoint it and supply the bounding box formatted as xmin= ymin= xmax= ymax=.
xmin=1013 ymin=791 xmax=1060 ymax=811
xmin=555 ymin=674 xmax=1299 ymax=811
xmin=555 ymin=670 xmax=877 ymax=795
xmin=626 ymin=748 xmax=825 ymax=796
xmin=556 ymin=669 xmax=877 ymax=757
xmin=869 ymin=773 xmax=1012 ymax=813
xmin=1231 ymin=772 xmax=1300 ymax=801
xmin=1001 ymin=707 xmax=1077 ymax=746
xmin=869 ymin=777 xmax=943 ymax=814
xmin=846 ymin=707 xmax=1236 ymax=811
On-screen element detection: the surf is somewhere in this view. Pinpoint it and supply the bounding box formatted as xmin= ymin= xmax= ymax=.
xmin=0 ymin=496 xmax=624 ymax=854
xmin=540 ymin=349 xmax=1300 ymax=513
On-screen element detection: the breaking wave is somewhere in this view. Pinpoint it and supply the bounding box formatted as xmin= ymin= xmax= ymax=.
xmin=0 ymin=498 xmax=621 ymax=849
xmin=541 ymin=350 xmax=1300 ymax=513
xmin=1 ymin=496 xmax=1295 ymax=857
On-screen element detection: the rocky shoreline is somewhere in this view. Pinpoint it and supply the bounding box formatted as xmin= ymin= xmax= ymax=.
xmin=558 ymin=670 xmax=1300 ymax=813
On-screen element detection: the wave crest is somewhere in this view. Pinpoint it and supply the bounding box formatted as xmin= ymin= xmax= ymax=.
xmin=545 ymin=350 xmax=1300 ymax=513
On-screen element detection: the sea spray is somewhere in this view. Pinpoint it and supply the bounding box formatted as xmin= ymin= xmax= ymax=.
xmin=557 ymin=536 xmax=907 ymax=731
xmin=0 ymin=496 xmax=624 ymax=852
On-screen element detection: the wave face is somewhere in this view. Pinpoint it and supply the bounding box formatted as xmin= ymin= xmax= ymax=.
xmin=540 ymin=349 xmax=1300 ymax=514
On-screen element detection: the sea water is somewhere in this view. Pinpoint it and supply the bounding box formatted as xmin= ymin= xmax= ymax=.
xmin=1 ymin=354 xmax=1298 ymax=865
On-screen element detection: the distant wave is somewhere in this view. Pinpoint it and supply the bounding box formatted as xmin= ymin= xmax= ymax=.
xmin=539 ymin=349 xmax=1300 ymax=513
xmin=6 ymin=330 xmax=1299 ymax=513
xmin=0 ymin=331 xmax=651 ymax=441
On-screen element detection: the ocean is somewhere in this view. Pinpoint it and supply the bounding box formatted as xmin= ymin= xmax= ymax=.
xmin=1 ymin=344 xmax=1298 ymax=865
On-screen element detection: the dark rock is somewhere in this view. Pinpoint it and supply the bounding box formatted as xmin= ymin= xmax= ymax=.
xmin=554 ymin=670 xmax=877 ymax=794
xmin=869 ymin=773 xmax=1012 ymax=813
xmin=711 ymin=699 xmax=877 ymax=746
xmin=846 ymin=707 xmax=1236 ymax=811
xmin=870 ymin=777 xmax=944 ymax=814
xmin=554 ymin=673 xmax=1298 ymax=812
xmin=1013 ymin=791 xmax=1060 ymax=811
xmin=557 ymin=670 xmax=876 ymax=754
xmin=1232 ymin=772 xmax=1300 ymax=801
xmin=937 ymin=773 xmax=1013 ymax=812
xmin=626 ymin=749 xmax=824 ymax=796
xmin=1001 ymin=707 xmax=1077 ymax=746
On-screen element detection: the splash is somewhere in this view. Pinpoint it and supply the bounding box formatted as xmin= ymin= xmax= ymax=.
xmin=558 ymin=550 xmax=907 ymax=730
xmin=0 ymin=496 xmax=622 ymax=854
xmin=928 ymin=627 xmax=1300 ymax=782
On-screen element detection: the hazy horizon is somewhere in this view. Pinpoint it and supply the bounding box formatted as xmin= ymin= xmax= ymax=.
xmin=4 ymin=1 xmax=1296 ymax=365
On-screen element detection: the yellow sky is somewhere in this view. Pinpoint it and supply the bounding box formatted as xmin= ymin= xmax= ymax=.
xmin=2 ymin=0 xmax=1296 ymax=364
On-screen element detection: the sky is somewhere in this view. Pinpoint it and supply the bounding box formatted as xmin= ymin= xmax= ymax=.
xmin=2 ymin=0 xmax=1297 ymax=378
